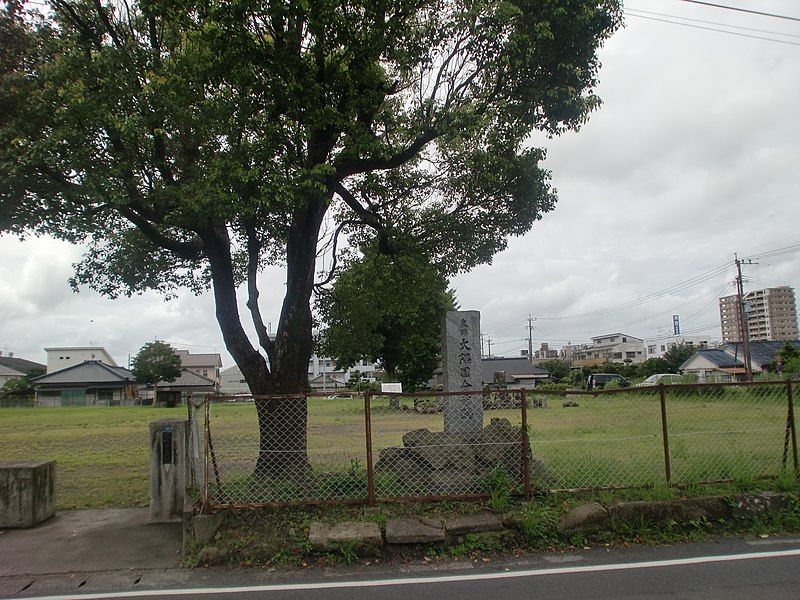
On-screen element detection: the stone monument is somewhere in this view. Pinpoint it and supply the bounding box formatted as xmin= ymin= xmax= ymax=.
xmin=441 ymin=310 xmax=483 ymax=434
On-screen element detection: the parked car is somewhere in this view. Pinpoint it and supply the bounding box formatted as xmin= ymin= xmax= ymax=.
xmin=637 ymin=373 xmax=683 ymax=387
xmin=586 ymin=373 xmax=630 ymax=390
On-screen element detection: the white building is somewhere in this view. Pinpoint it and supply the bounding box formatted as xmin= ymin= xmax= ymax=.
xmin=44 ymin=346 xmax=117 ymax=373
xmin=644 ymin=335 xmax=714 ymax=359
xmin=566 ymin=333 xmax=646 ymax=366
xmin=220 ymin=365 xmax=250 ymax=395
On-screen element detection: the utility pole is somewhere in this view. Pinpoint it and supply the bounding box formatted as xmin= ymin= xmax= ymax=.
xmin=735 ymin=253 xmax=754 ymax=381
xmin=486 ymin=336 xmax=492 ymax=359
xmin=527 ymin=315 xmax=535 ymax=363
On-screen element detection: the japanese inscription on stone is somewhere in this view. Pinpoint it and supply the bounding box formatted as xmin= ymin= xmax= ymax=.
xmin=442 ymin=310 xmax=483 ymax=434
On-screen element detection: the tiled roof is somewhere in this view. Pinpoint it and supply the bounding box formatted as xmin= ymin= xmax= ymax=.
xmin=175 ymin=350 xmax=222 ymax=367
xmin=0 ymin=356 xmax=46 ymax=375
xmin=690 ymin=349 xmax=744 ymax=369
xmin=0 ymin=364 xmax=26 ymax=377
xmin=481 ymin=358 xmax=550 ymax=384
xmin=158 ymin=368 xmax=216 ymax=388
xmin=723 ymin=341 xmax=800 ymax=368
xmin=30 ymin=361 xmax=134 ymax=385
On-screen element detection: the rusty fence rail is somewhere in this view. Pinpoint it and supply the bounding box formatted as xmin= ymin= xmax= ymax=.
xmin=201 ymin=380 xmax=799 ymax=509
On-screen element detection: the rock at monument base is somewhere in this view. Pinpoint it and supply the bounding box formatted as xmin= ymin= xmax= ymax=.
xmin=557 ymin=502 xmax=609 ymax=534
xmin=375 ymin=418 xmax=553 ymax=495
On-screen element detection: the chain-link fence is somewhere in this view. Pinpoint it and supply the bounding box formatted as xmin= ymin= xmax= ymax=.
xmin=202 ymin=381 xmax=799 ymax=508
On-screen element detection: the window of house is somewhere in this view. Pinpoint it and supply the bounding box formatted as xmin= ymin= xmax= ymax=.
xmin=202 ymin=370 xmax=208 ymax=377
xmin=622 ymin=337 xmax=627 ymax=342
xmin=661 ymin=345 xmax=666 ymax=352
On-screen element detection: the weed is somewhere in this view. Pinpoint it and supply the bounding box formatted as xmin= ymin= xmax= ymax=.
xmin=776 ymin=470 xmax=798 ymax=492
xmin=486 ymin=466 xmax=512 ymax=512
xmin=520 ymin=503 xmax=558 ymax=542
xmin=338 ymin=541 xmax=358 ymax=565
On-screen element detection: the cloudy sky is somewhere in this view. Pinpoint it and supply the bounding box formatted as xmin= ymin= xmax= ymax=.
xmin=1 ymin=0 xmax=799 ymax=368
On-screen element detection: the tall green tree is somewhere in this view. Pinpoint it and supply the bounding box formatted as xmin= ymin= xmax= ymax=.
xmin=663 ymin=343 xmax=697 ymax=373
xmin=131 ymin=341 xmax=182 ymax=406
xmin=0 ymin=0 xmax=622 ymax=472
xmin=318 ymin=243 xmax=455 ymax=392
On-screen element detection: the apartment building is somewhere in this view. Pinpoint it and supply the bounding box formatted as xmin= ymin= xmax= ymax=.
xmin=719 ymin=286 xmax=799 ymax=343
xmin=567 ymin=333 xmax=646 ymax=367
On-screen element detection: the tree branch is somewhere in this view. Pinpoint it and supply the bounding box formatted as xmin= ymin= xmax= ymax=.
xmin=335 ymin=129 xmax=438 ymax=177
xmin=333 ymin=182 xmax=382 ymax=232
xmin=314 ymin=219 xmax=358 ymax=290
xmin=245 ymin=223 xmax=276 ymax=365
xmin=117 ymin=206 xmax=203 ymax=261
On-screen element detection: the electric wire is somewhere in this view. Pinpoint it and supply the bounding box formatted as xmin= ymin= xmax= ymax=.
xmin=674 ymin=0 xmax=800 ymax=23
xmin=625 ymin=13 xmax=800 ymax=46
xmin=627 ymin=7 xmax=800 ymax=38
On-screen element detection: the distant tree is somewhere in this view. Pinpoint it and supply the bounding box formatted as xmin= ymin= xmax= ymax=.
xmin=538 ymin=360 xmax=571 ymax=382
xmin=318 ymin=243 xmax=455 ymax=392
xmin=638 ymin=357 xmax=671 ymax=378
xmin=772 ymin=342 xmax=800 ymax=376
xmin=663 ymin=344 xmax=697 ymax=373
xmin=131 ymin=341 xmax=182 ymax=406
xmin=0 ymin=377 xmax=33 ymax=399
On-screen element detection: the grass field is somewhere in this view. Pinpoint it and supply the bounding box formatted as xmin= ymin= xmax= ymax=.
xmin=0 ymin=384 xmax=794 ymax=509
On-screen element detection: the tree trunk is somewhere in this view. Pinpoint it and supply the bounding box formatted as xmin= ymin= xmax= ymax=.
xmin=253 ymin=199 xmax=327 ymax=476
xmin=203 ymin=194 xmax=327 ymax=478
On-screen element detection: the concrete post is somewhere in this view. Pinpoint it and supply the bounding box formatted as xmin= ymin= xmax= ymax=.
xmin=149 ymin=419 xmax=189 ymax=523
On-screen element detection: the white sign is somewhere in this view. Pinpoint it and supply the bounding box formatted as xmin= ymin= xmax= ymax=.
xmin=381 ymin=383 xmax=403 ymax=394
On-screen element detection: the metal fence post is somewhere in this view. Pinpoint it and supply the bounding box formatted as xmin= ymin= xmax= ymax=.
xmin=659 ymin=383 xmax=672 ymax=484
xmin=788 ymin=380 xmax=798 ymax=475
xmin=520 ymin=388 xmax=531 ymax=500
xmin=203 ymin=394 xmax=210 ymax=511
xmin=364 ymin=389 xmax=376 ymax=506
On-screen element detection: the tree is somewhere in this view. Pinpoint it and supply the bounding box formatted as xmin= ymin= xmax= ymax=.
xmin=773 ymin=342 xmax=800 ymax=376
xmin=318 ymin=243 xmax=455 ymax=392
xmin=637 ymin=357 xmax=670 ymax=378
xmin=663 ymin=343 xmax=697 ymax=373
xmin=537 ymin=359 xmax=571 ymax=382
xmin=0 ymin=1 xmax=622 ymax=474
xmin=131 ymin=341 xmax=182 ymax=406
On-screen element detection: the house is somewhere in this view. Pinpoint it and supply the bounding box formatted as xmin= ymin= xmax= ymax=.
xmin=175 ymin=350 xmax=222 ymax=388
xmin=29 ymin=360 xmax=138 ymax=406
xmin=309 ymin=371 xmax=349 ymax=391
xmin=44 ymin=346 xmax=117 ymax=373
xmin=679 ymin=349 xmax=747 ymax=383
xmin=481 ymin=357 xmax=550 ymax=389
xmin=569 ymin=333 xmax=646 ymax=366
xmin=139 ymin=368 xmax=217 ymax=406
xmin=721 ymin=340 xmax=800 ymax=374
xmin=0 ymin=355 xmax=46 ymax=386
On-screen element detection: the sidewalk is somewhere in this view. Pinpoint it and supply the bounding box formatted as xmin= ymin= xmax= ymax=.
xmin=0 ymin=508 xmax=182 ymax=597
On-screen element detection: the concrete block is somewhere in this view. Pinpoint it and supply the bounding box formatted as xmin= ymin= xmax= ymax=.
xmin=557 ymin=502 xmax=609 ymax=535
xmin=445 ymin=513 xmax=503 ymax=535
xmin=385 ymin=518 xmax=445 ymax=544
xmin=0 ymin=461 xmax=55 ymax=528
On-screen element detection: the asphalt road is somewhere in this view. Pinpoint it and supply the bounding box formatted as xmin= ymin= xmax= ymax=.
xmin=6 ymin=536 xmax=800 ymax=600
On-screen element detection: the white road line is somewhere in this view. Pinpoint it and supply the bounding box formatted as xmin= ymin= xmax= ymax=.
xmin=12 ymin=548 xmax=800 ymax=600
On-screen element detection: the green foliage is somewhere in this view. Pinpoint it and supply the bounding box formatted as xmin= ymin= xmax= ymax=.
xmin=337 ymin=541 xmax=358 ymax=565
xmin=319 ymin=243 xmax=454 ymax=391
xmin=521 ymin=503 xmax=559 ymax=541
xmin=131 ymin=341 xmax=182 ymax=386
xmin=772 ymin=342 xmax=800 ymax=376
xmin=637 ymin=357 xmax=671 ymax=378
xmin=0 ymin=0 xmax=623 ymax=407
xmin=0 ymin=376 xmax=33 ymax=399
xmin=663 ymin=343 xmax=698 ymax=372
xmin=486 ymin=466 xmax=512 ymax=512
xmin=538 ymin=360 xmax=571 ymax=381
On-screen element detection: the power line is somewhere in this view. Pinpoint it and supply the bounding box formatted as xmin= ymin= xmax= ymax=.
xmin=674 ymin=0 xmax=800 ymax=23
xmin=627 ymin=7 xmax=800 ymax=38
xmin=626 ymin=13 xmax=800 ymax=46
